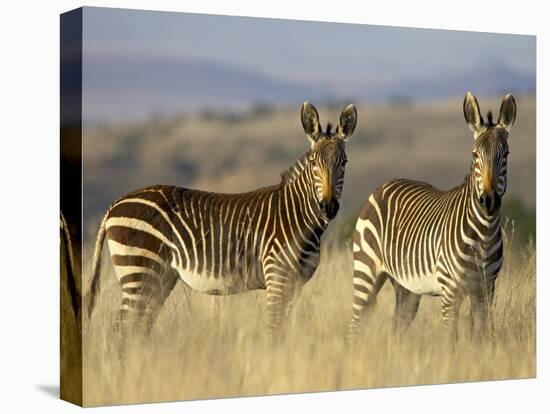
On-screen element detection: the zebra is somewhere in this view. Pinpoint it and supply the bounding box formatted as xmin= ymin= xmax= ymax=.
xmin=87 ymin=101 xmax=357 ymax=334
xmin=61 ymin=212 xmax=80 ymax=318
xmin=347 ymin=92 xmax=516 ymax=341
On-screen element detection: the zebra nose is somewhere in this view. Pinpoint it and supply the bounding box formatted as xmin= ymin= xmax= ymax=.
xmin=321 ymin=199 xmax=339 ymax=220
xmin=479 ymin=192 xmax=495 ymax=214
xmin=479 ymin=193 xmax=486 ymax=205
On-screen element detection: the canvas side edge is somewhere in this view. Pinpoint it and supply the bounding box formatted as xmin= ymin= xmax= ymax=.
xmin=60 ymin=7 xmax=84 ymax=407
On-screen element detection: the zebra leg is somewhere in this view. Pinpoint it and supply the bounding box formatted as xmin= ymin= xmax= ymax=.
xmin=440 ymin=292 xmax=465 ymax=342
xmin=264 ymin=272 xmax=297 ymax=339
xmin=143 ymin=269 xmax=179 ymax=335
xmin=437 ymin=268 xmax=467 ymax=340
xmin=346 ymin=267 xmax=388 ymax=344
xmin=390 ymin=279 xmax=421 ymax=333
xmin=347 ymin=219 xmax=387 ymax=343
xmin=469 ymin=278 xmax=496 ymax=339
xmin=118 ymin=268 xmax=178 ymax=336
xmin=284 ymin=280 xmax=304 ymax=319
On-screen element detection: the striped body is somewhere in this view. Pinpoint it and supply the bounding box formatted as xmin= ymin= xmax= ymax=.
xmin=357 ymin=177 xmax=503 ymax=297
xmin=350 ymin=176 xmax=502 ymax=333
xmin=347 ymin=92 xmax=515 ymax=340
xmin=107 ymin=179 xmax=327 ymax=293
xmin=97 ymin=170 xmax=327 ymax=331
xmin=87 ymin=101 xmax=357 ymax=334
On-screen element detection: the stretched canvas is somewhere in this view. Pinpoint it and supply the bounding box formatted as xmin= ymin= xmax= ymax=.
xmin=60 ymin=6 xmax=536 ymax=407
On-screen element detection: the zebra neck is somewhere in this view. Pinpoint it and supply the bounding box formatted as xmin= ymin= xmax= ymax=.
xmin=464 ymin=173 xmax=501 ymax=246
xmin=280 ymin=151 xmax=312 ymax=184
xmin=282 ymin=163 xmax=329 ymax=234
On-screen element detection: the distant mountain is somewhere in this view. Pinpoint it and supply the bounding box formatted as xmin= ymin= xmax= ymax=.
xmin=83 ymin=56 xmax=327 ymax=122
xmin=83 ymin=55 xmax=535 ymax=122
xmin=377 ymin=61 xmax=535 ymax=101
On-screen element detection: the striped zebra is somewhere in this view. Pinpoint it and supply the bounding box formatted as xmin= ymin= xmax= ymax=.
xmin=61 ymin=212 xmax=80 ymax=318
xmin=87 ymin=102 xmax=357 ymax=334
xmin=347 ymin=92 xmax=516 ymax=340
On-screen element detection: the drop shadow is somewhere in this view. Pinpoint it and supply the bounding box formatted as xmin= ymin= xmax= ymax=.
xmin=36 ymin=384 xmax=59 ymax=399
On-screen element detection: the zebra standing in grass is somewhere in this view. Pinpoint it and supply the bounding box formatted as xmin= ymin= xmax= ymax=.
xmin=347 ymin=92 xmax=516 ymax=340
xmin=88 ymin=102 xmax=357 ymax=334
xmin=61 ymin=212 xmax=80 ymax=318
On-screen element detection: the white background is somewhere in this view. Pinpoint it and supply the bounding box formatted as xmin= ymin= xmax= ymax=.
xmin=0 ymin=0 xmax=547 ymax=412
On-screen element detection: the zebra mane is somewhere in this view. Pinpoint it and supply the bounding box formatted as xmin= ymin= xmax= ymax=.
xmin=280 ymin=150 xmax=312 ymax=184
xmin=486 ymin=110 xmax=495 ymax=127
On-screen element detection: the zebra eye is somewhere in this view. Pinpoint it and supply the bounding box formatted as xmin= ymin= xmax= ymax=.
xmin=472 ymin=152 xmax=479 ymax=160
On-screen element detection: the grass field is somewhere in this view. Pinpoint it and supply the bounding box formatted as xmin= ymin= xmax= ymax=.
xmin=80 ymin=228 xmax=535 ymax=407
xmin=72 ymin=95 xmax=536 ymax=406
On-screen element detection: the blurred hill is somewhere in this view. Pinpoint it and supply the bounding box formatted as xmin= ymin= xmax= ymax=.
xmin=83 ymin=55 xmax=534 ymax=122
xmin=83 ymin=95 xmax=535 ymax=243
xmin=83 ymin=56 xmax=326 ymax=121
xmin=387 ymin=61 xmax=535 ymax=101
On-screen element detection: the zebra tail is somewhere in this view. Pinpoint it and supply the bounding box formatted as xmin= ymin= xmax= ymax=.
xmin=87 ymin=211 xmax=108 ymax=318
xmin=60 ymin=213 xmax=80 ymax=318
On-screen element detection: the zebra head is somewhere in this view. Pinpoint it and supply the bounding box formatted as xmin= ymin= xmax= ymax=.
xmin=301 ymin=101 xmax=357 ymax=220
xmin=463 ymin=92 xmax=517 ymax=216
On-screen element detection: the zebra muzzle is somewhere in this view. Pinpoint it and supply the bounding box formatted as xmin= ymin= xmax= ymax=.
xmin=321 ymin=199 xmax=339 ymax=220
xmin=479 ymin=191 xmax=500 ymax=216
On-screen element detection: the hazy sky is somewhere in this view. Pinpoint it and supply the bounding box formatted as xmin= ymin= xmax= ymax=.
xmin=81 ymin=7 xmax=536 ymax=120
xmin=84 ymin=7 xmax=535 ymax=88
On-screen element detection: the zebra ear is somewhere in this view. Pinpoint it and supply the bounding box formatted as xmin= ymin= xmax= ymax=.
xmin=463 ymin=92 xmax=484 ymax=135
xmin=337 ymin=104 xmax=357 ymax=141
xmin=498 ymin=93 xmax=517 ymax=133
xmin=301 ymin=101 xmax=322 ymax=146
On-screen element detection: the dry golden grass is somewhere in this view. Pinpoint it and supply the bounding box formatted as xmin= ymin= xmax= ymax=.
xmin=60 ymin=229 xmax=82 ymax=405
xmin=78 ymin=96 xmax=536 ymax=406
xmin=81 ymin=230 xmax=535 ymax=407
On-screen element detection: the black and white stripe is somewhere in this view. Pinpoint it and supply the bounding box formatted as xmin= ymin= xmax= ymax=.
xmin=61 ymin=212 xmax=80 ymax=318
xmin=87 ymin=102 xmax=357 ymax=334
xmin=347 ymin=93 xmax=516 ymax=340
